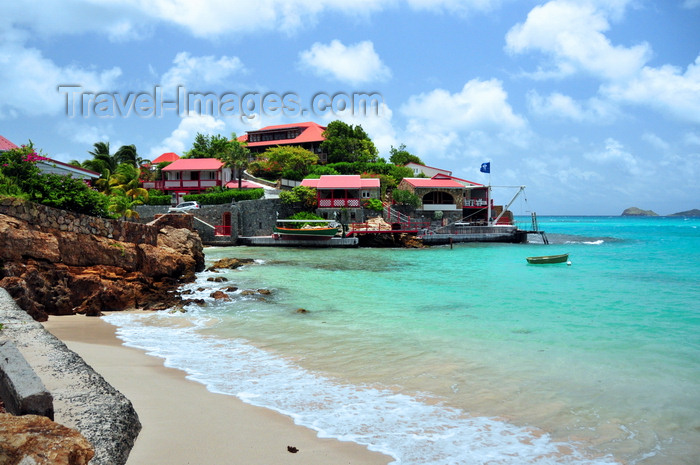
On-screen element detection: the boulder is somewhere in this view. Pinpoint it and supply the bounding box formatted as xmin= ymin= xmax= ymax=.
xmin=0 ymin=212 xmax=203 ymax=321
xmin=0 ymin=413 xmax=94 ymax=465
xmin=206 ymin=257 xmax=256 ymax=271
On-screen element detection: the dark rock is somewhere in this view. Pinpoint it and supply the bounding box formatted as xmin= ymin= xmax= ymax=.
xmin=206 ymin=257 xmax=255 ymax=272
xmin=210 ymin=291 xmax=230 ymax=300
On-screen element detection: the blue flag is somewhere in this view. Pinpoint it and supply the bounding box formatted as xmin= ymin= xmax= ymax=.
xmin=480 ymin=162 xmax=490 ymax=173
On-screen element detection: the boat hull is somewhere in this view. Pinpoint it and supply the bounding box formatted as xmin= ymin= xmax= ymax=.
xmin=526 ymin=253 xmax=569 ymax=264
xmin=272 ymin=226 xmax=339 ymax=240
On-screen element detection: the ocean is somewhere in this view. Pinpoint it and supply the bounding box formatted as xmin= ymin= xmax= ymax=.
xmin=104 ymin=216 xmax=700 ymax=465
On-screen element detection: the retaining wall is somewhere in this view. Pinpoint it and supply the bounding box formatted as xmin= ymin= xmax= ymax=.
xmin=0 ymin=197 xmax=157 ymax=246
xmin=0 ymin=289 xmax=141 ymax=465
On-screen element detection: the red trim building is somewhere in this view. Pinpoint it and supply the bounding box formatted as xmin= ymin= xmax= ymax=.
xmin=238 ymin=122 xmax=327 ymax=162
xmin=143 ymin=158 xmax=232 ymax=203
xmin=300 ymin=175 xmax=380 ymax=209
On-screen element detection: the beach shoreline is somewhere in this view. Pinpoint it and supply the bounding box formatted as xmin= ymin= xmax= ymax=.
xmin=42 ymin=313 xmax=391 ymax=465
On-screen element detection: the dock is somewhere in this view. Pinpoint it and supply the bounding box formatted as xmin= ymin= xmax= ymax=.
xmin=238 ymin=236 xmax=359 ymax=248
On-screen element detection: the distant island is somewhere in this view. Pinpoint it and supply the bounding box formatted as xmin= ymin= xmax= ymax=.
xmin=622 ymin=207 xmax=658 ymax=216
xmin=668 ymin=209 xmax=700 ymax=217
xmin=622 ymin=207 xmax=700 ymax=217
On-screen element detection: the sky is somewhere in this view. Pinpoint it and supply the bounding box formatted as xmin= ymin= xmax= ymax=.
xmin=1 ymin=0 xmax=699 ymax=215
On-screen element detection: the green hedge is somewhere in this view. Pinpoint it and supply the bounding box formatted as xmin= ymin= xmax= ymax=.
xmin=184 ymin=188 xmax=264 ymax=205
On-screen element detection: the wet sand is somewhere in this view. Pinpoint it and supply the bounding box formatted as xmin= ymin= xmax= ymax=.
xmin=43 ymin=314 xmax=391 ymax=465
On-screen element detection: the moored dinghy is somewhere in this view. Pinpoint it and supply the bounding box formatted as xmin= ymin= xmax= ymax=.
xmin=526 ymin=253 xmax=570 ymax=264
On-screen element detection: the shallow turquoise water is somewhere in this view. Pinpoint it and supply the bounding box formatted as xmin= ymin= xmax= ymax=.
xmin=105 ymin=216 xmax=700 ymax=464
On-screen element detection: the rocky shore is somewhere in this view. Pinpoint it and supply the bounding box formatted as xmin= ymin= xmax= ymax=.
xmin=0 ymin=198 xmax=205 ymax=321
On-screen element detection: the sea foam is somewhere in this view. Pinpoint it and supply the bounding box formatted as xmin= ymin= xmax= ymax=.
xmin=103 ymin=312 xmax=619 ymax=465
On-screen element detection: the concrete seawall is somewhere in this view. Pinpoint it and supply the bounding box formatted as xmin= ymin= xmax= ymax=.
xmin=0 ymin=289 xmax=141 ymax=465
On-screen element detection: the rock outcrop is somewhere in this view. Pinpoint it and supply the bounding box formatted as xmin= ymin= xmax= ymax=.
xmin=0 ymin=413 xmax=94 ymax=465
xmin=621 ymin=207 xmax=658 ymax=217
xmin=0 ymin=203 xmax=205 ymax=321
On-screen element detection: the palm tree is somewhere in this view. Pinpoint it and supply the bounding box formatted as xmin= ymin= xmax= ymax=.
xmin=108 ymin=191 xmax=143 ymax=219
xmin=115 ymin=144 xmax=143 ymax=167
xmin=111 ymin=164 xmax=149 ymax=202
xmin=84 ymin=142 xmax=119 ymax=176
xmin=217 ymin=136 xmax=250 ymax=189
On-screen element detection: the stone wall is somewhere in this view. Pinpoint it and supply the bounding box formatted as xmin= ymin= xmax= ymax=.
xmin=0 ymin=197 xmax=157 ymax=246
xmin=236 ymin=198 xmax=297 ymax=237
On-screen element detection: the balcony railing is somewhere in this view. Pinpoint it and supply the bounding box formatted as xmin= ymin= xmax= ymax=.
xmin=142 ymin=180 xmax=221 ymax=191
xmin=464 ymin=199 xmax=489 ymax=207
xmin=318 ymin=198 xmax=362 ymax=208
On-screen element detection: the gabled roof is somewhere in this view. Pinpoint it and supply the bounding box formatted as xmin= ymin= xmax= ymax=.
xmin=301 ymin=175 xmax=380 ymax=189
xmin=402 ymin=178 xmax=465 ymax=189
xmin=0 ymin=135 xmax=19 ymax=152
xmin=405 ymin=162 xmax=452 ymax=176
xmin=37 ymin=158 xmax=100 ymax=179
xmin=152 ymin=152 xmax=180 ymax=164
xmin=432 ymin=173 xmax=483 ymax=187
xmin=162 ymin=158 xmax=224 ymax=171
xmin=241 ymin=121 xmax=326 ymax=148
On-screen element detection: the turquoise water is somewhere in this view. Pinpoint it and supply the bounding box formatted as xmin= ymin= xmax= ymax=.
xmin=105 ymin=217 xmax=700 ymax=464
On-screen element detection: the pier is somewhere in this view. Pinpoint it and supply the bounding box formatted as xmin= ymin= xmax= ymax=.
xmin=239 ymin=236 xmax=359 ymax=247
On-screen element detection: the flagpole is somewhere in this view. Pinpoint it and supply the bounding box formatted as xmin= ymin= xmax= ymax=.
xmin=487 ymin=161 xmax=492 ymax=226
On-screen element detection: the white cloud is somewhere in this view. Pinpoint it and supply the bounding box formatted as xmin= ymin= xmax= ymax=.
xmin=0 ymin=38 xmax=121 ymax=118
xmin=602 ymin=56 xmax=700 ymax=124
xmin=505 ymin=0 xmax=651 ymax=81
xmin=683 ymin=0 xmax=700 ymax=8
xmin=398 ymin=79 xmax=527 ymax=161
xmin=401 ymin=79 xmax=526 ymax=131
xmin=406 ymin=0 xmax=501 ymax=15
xmin=584 ymin=137 xmax=642 ymax=176
xmin=299 ymin=40 xmax=391 ymax=85
xmin=147 ymin=115 xmax=227 ymax=160
xmin=160 ymin=52 xmax=246 ymax=90
xmin=527 ymin=91 xmax=618 ymax=123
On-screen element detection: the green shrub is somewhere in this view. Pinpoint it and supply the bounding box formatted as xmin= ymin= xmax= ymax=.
xmin=279 ymin=185 xmax=317 ymax=210
xmin=184 ymin=188 xmax=264 ymax=205
xmin=392 ymin=189 xmax=421 ymax=208
xmin=37 ymin=174 xmax=111 ymax=217
xmin=284 ymin=211 xmax=327 ymax=228
xmin=362 ymin=198 xmax=384 ymax=212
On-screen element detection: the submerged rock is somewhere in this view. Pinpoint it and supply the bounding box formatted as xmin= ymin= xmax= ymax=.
xmin=206 ymin=257 xmax=256 ymax=272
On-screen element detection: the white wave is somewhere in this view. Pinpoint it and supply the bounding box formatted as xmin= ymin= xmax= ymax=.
xmin=102 ymin=313 xmax=619 ymax=465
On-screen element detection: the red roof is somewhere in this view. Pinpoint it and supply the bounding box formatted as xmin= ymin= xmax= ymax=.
xmin=243 ymin=122 xmax=326 ymax=148
xmin=432 ymin=173 xmax=483 ymax=187
xmin=162 ymin=158 xmax=224 ymax=171
xmin=301 ymin=175 xmax=379 ymax=189
xmin=0 ymin=135 xmax=19 ymax=151
xmin=152 ymin=152 xmax=180 ymax=164
xmin=402 ymin=178 xmax=465 ymax=188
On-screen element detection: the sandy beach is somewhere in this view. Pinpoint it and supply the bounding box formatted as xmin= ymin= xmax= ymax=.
xmin=42 ymin=313 xmax=391 ymax=465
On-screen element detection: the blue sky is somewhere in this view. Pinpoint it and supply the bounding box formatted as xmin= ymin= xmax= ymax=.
xmin=1 ymin=0 xmax=698 ymax=215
